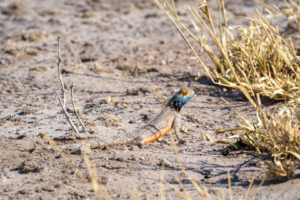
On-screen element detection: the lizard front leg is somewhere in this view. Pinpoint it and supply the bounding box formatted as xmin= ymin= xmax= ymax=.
xmin=173 ymin=116 xmax=185 ymax=144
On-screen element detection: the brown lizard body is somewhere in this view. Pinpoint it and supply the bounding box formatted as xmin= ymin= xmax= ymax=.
xmin=46 ymin=88 xmax=194 ymax=150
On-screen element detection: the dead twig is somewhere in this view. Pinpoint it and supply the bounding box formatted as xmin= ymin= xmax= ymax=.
xmin=57 ymin=36 xmax=65 ymax=104
xmin=71 ymin=82 xmax=86 ymax=132
xmin=57 ymin=37 xmax=78 ymax=134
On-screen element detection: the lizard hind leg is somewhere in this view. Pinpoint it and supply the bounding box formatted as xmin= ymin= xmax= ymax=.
xmin=173 ymin=116 xmax=186 ymax=144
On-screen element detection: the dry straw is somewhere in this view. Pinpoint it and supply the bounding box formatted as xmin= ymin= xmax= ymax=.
xmin=155 ymin=0 xmax=300 ymax=179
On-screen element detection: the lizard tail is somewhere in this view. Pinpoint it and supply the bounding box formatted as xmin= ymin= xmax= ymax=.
xmin=43 ymin=134 xmax=129 ymax=151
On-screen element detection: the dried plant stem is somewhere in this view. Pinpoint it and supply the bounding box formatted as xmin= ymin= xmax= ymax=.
xmin=217 ymin=0 xmax=223 ymax=45
xmin=243 ymin=177 xmax=254 ymax=200
xmin=57 ymin=37 xmax=65 ymax=104
xmin=71 ymin=82 xmax=86 ymax=132
xmin=227 ymin=171 xmax=232 ymax=200
xmin=159 ymin=162 xmax=166 ymax=200
xmin=58 ymin=97 xmax=78 ymax=133
xmin=251 ymin=178 xmax=265 ymax=200
xmin=57 ymin=37 xmax=78 ymax=134
xmin=83 ymin=150 xmax=99 ymax=193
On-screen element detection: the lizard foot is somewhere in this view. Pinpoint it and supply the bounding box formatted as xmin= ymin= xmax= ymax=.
xmin=156 ymin=139 xmax=168 ymax=144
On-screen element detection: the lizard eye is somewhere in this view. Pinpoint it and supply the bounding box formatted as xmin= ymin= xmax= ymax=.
xmin=181 ymin=90 xmax=188 ymax=96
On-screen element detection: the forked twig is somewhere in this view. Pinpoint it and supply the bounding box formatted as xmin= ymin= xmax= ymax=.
xmin=57 ymin=37 xmax=78 ymax=134
xmin=71 ymin=82 xmax=86 ymax=132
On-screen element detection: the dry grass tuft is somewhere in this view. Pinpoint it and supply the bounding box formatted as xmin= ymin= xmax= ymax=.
xmin=0 ymin=115 xmax=23 ymax=126
xmin=164 ymin=0 xmax=300 ymax=100
xmin=19 ymin=160 xmax=45 ymax=173
xmin=30 ymin=66 xmax=49 ymax=72
xmin=155 ymin=0 xmax=300 ymax=179
xmin=20 ymin=106 xmax=39 ymax=115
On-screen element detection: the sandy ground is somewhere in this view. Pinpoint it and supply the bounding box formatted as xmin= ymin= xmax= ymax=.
xmin=1 ymin=0 xmax=300 ymax=199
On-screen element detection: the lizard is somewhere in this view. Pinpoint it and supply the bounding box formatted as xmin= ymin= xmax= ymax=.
xmin=44 ymin=87 xmax=194 ymax=150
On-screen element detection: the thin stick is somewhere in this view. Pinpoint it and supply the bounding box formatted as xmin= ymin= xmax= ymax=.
xmin=58 ymin=97 xmax=78 ymax=134
xmin=243 ymin=177 xmax=254 ymax=200
xmin=71 ymin=82 xmax=86 ymax=132
xmin=159 ymin=162 xmax=166 ymax=200
xmin=57 ymin=37 xmax=65 ymax=104
xmin=251 ymin=178 xmax=265 ymax=200
xmin=217 ymin=0 xmax=223 ymax=45
xmin=228 ymin=171 xmax=232 ymax=200
xmin=57 ymin=37 xmax=78 ymax=134
xmin=83 ymin=148 xmax=99 ymax=193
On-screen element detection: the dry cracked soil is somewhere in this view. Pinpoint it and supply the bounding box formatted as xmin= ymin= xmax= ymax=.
xmin=1 ymin=0 xmax=300 ymax=199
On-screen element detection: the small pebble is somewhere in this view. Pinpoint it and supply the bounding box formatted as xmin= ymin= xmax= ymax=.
xmin=160 ymin=159 xmax=172 ymax=168
xmin=19 ymin=189 xmax=30 ymax=194
xmin=72 ymin=145 xmax=92 ymax=155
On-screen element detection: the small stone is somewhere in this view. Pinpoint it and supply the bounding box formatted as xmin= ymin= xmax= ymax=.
xmin=178 ymin=172 xmax=187 ymax=179
xmin=148 ymin=56 xmax=154 ymax=60
xmin=64 ymin=179 xmax=72 ymax=185
xmin=19 ymin=160 xmax=45 ymax=173
xmin=42 ymin=186 xmax=54 ymax=192
xmin=129 ymin=154 xmax=137 ymax=161
xmin=160 ymin=159 xmax=172 ymax=168
xmin=98 ymin=176 xmax=109 ymax=185
xmin=0 ymin=59 xmax=5 ymax=65
xmin=202 ymin=170 xmax=212 ymax=178
xmin=36 ymin=187 xmax=42 ymax=193
xmin=129 ymin=145 xmax=139 ymax=151
xmin=202 ymin=170 xmax=211 ymax=176
xmin=110 ymin=149 xmax=117 ymax=154
xmin=122 ymin=146 xmax=128 ymax=151
xmin=55 ymin=182 xmax=62 ymax=188
xmin=182 ymin=178 xmax=192 ymax=184
xmin=221 ymin=148 xmax=230 ymax=156
xmin=117 ymin=157 xmax=125 ymax=162
xmin=71 ymin=145 xmax=92 ymax=155
xmin=19 ymin=189 xmax=30 ymax=194
xmin=204 ymin=174 xmax=212 ymax=178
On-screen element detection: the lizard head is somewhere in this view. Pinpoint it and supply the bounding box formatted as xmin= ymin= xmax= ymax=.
xmin=170 ymin=88 xmax=194 ymax=112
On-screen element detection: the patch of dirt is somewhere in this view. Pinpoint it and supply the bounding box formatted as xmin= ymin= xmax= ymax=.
xmin=0 ymin=0 xmax=299 ymax=199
